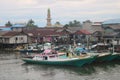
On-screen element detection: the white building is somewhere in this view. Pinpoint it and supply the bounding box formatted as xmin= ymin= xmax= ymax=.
xmin=0 ymin=31 xmax=28 ymax=44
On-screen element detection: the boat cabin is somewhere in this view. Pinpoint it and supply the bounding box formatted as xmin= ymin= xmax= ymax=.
xmin=33 ymin=54 xmax=58 ymax=60
xmin=33 ymin=49 xmax=59 ymax=60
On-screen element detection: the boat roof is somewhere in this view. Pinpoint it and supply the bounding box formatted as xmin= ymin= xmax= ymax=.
xmin=43 ymin=49 xmax=52 ymax=54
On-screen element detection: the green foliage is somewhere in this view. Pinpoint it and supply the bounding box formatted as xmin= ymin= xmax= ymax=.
xmin=5 ymin=21 xmax=12 ymax=27
xmin=55 ymin=21 xmax=60 ymax=25
xmin=64 ymin=20 xmax=82 ymax=27
xmin=26 ymin=19 xmax=38 ymax=28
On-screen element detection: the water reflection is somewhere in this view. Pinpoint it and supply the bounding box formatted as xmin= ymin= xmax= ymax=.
xmin=92 ymin=60 xmax=120 ymax=71
xmin=22 ymin=64 xmax=94 ymax=75
xmin=21 ymin=60 xmax=120 ymax=76
xmin=0 ymin=51 xmax=21 ymax=60
xmin=0 ymin=51 xmax=120 ymax=80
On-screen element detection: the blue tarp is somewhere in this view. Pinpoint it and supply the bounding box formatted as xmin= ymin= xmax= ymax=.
xmin=74 ymin=47 xmax=86 ymax=55
xmin=12 ymin=24 xmax=26 ymax=28
xmin=0 ymin=28 xmax=11 ymax=31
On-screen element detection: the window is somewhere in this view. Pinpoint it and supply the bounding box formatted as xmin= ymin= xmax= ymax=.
xmin=15 ymin=37 xmax=18 ymax=41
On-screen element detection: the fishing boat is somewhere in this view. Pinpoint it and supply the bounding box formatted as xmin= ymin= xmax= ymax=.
xmin=95 ymin=52 xmax=112 ymax=62
xmin=73 ymin=46 xmax=99 ymax=64
xmin=106 ymin=52 xmax=120 ymax=61
xmin=87 ymin=51 xmax=112 ymax=62
xmin=20 ymin=42 xmax=53 ymax=53
xmin=20 ymin=45 xmax=44 ymax=53
xmin=89 ymin=43 xmax=119 ymax=62
xmin=116 ymin=53 xmax=120 ymax=60
xmin=93 ymin=52 xmax=119 ymax=62
xmin=22 ymin=49 xmax=97 ymax=67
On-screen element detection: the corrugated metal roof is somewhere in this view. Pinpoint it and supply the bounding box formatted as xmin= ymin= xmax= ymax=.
xmin=2 ymin=31 xmax=25 ymax=37
xmin=75 ymin=29 xmax=91 ymax=35
xmin=0 ymin=31 xmax=9 ymax=36
xmin=12 ymin=24 xmax=26 ymax=28
xmin=102 ymin=19 xmax=120 ymax=25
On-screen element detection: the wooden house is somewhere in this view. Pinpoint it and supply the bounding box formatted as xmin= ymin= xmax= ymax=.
xmin=0 ymin=31 xmax=28 ymax=48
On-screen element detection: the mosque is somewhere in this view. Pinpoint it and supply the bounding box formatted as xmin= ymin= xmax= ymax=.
xmin=46 ymin=8 xmax=63 ymax=27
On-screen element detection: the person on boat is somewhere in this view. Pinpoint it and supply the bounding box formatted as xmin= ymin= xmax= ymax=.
xmin=66 ymin=52 xmax=69 ymax=57
xmin=66 ymin=52 xmax=73 ymax=58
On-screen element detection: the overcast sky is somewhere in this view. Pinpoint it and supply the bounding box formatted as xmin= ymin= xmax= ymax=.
xmin=0 ymin=0 xmax=120 ymax=27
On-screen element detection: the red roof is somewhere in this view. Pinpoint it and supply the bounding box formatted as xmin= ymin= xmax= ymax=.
xmin=23 ymin=29 xmax=60 ymax=37
xmin=75 ymin=29 xmax=91 ymax=35
xmin=23 ymin=28 xmax=72 ymax=37
xmin=2 ymin=31 xmax=25 ymax=37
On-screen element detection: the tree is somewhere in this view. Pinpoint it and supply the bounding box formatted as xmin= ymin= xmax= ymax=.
xmin=55 ymin=21 xmax=60 ymax=25
xmin=73 ymin=20 xmax=81 ymax=27
xmin=26 ymin=19 xmax=38 ymax=28
xmin=5 ymin=21 xmax=12 ymax=27
xmin=64 ymin=20 xmax=82 ymax=27
xmin=64 ymin=24 xmax=69 ymax=27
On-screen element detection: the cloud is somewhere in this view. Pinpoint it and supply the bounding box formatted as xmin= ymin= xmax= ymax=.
xmin=0 ymin=0 xmax=120 ymax=26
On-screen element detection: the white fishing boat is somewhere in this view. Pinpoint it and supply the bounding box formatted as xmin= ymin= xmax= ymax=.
xmin=22 ymin=49 xmax=97 ymax=67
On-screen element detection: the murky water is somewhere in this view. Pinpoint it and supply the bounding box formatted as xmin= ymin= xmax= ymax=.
xmin=0 ymin=51 xmax=120 ymax=80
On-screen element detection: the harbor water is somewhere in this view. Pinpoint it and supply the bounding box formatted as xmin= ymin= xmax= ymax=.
xmin=0 ymin=51 xmax=120 ymax=80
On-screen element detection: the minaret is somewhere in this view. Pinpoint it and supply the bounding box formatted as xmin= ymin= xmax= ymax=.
xmin=46 ymin=8 xmax=52 ymax=27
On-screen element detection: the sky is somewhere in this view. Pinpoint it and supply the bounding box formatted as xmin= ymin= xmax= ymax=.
xmin=0 ymin=0 xmax=120 ymax=27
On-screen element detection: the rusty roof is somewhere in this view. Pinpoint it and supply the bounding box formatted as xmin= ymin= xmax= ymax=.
xmin=2 ymin=31 xmax=26 ymax=37
xmin=75 ymin=29 xmax=91 ymax=35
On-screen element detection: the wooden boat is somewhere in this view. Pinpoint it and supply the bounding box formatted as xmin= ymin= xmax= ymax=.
xmin=94 ymin=52 xmax=112 ymax=62
xmin=20 ymin=45 xmax=44 ymax=53
xmin=106 ymin=52 xmax=120 ymax=61
xmin=22 ymin=49 xmax=97 ymax=67
xmin=20 ymin=49 xmax=44 ymax=53
xmin=21 ymin=49 xmax=65 ymax=59
xmin=88 ymin=50 xmax=119 ymax=62
xmin=117 ymin=54 xmax=120 ymax=60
